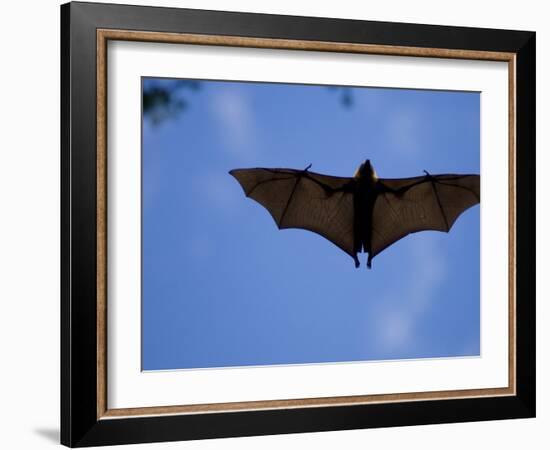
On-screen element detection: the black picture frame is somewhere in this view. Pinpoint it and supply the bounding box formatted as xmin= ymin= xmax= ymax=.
xmin=61 ymin=1 xmax=535 ymax=447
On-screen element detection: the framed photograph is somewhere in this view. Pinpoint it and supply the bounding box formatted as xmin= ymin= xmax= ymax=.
xmin=61 ymin=1 xmax=535 ymax=447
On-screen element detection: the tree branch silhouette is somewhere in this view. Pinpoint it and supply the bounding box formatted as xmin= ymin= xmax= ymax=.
xmin=143 ymin=79 xmax=202 ymax=125
xmin=143 ymin=80 xmax=355 ymax=127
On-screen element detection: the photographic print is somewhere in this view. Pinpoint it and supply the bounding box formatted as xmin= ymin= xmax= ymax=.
xmin=141 ymin=78 xmax=480 ymax=371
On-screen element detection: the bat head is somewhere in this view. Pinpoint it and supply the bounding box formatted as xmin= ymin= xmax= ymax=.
xmin=354 ymin=159 xmax=377 ymax=181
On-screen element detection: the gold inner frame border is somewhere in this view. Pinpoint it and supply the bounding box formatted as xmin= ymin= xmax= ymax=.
xmin=96 ymin=28 xmax=517 ymax=420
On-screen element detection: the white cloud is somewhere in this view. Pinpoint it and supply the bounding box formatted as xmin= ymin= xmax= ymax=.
xmin=406 ymin=237 xmax=447 ymax=314
xmin=384 ymin=107 xmax=422 ymax=158
xmin=378 ymin=311 xmax=413 ymax=350
xmin=210 ymin=88 xmax=257 ymax=160
xmin=373 ymin=237 xmax=447 ymax=352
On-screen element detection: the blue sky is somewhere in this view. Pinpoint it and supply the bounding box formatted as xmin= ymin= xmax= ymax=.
xmin=141 ymin=78 xmax=480 ymax=370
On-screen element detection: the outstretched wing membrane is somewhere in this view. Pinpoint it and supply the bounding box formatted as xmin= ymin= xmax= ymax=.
xmin=229 ymin=168 xmax=356 ymax=258
xmin=371 ymin=174 xmax=480 ymax=258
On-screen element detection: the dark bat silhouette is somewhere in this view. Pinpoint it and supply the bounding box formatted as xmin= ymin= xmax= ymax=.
xmin=229 ymin=160 xmax=480 ymax=268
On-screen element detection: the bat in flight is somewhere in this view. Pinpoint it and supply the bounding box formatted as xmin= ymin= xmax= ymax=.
xmin=229 ymin=160 xmax=480 ymax=268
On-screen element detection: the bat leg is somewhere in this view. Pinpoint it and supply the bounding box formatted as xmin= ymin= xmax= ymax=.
xmin=366 ymin=254 xmax=372 ymax=269
xmin=353 ymin=254 xmax=360 ymax=268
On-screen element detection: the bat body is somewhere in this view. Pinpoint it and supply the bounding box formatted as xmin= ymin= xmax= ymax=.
xmin=229 ymin=160 xmax=480 ymax=268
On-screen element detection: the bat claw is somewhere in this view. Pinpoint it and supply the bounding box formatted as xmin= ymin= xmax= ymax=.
xmin=354 ymin=256 xmax=360 ymax=268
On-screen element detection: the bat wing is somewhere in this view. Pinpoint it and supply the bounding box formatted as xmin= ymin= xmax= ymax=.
xmin=371 ymin=174 xmax=480 ymax=259
xmin=229 ymin=168 xmax=356 ymax=259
